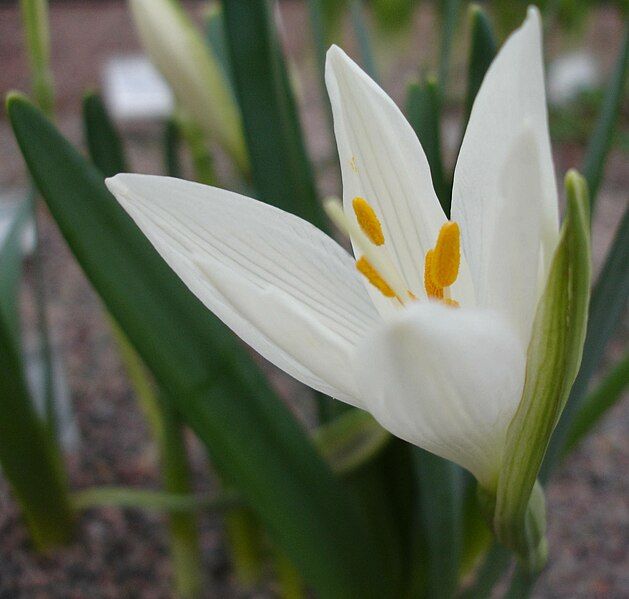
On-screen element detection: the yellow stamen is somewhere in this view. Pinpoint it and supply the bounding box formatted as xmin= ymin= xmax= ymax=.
xmin=431 ymin=221 xmax=460 ymax=288
xmin=423 ymin=249 xmax=444 ymax=299
xmin=352 ymin=197 xmax=385 ymax=246
xmin=356 ymin=257 xmax=397 ymax=299
xmin=442 ymin=298 xmax=460 ymax=308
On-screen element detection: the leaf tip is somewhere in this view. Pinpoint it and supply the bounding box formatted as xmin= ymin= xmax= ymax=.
xmin=5 ymin=90 xmax=29 ymax=113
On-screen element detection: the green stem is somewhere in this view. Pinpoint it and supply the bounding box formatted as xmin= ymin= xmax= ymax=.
xmin=160 ymin=399 xmax=205 ymax=599
xmin=71 ymin=486 xmax=240 ymax=513
xmin=21 ymin=0 xmax=57 ymax=438
xmin=109 ymin=322 xmax=204 ymax=599
xmin=274 ymin=548 xmax=307 ymax=599
xmin=224 ymin=506 xmax=265 ymax=589
xmin=175 ymin=111 xmax=217 ymax=186
xmin=20 ymin=0 xmax=54 ymax=117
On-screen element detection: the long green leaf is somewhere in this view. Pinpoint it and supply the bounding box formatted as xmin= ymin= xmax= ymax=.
xmin=83 ymin=92 xmax=128 ymax=176
xmin=582 ymin=23 xmax=628 ymax=210
xmin=458 ymin=543 xmax=512 ymax=599
xmin=83 ymin=90 xmax=205 ymax=598
xmin=350 ymin=0 xmax=379 ymax=82
xmin=8 ymin=94 xmax=388 ymax=598
xmin=0 ymin=195 xmax=31 ymax=338
xmin=411 ymin=450 xmax=463 ymax=599
xmin=464 ymin=4 xmax=497 ymax=122
xmin=222 ymin=0 xmax=327 ymax=231
xmin=406 ymin=77 xmax=449 ymax=213
xmin=0 ymin=189 xmax=70 ymax=549
xmin=437 ymin=0 xmax=462 ymax=96
xmin=562 ymin=353 xmax=629 ymax=455
xmin=542 ymin=204 xmax=629 ymax=479
xmin=163 ymin=117 xmax=183 ymax=178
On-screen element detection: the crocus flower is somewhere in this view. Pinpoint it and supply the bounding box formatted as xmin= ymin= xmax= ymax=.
xmin=106 ymin=8 xmax=567 ymax=493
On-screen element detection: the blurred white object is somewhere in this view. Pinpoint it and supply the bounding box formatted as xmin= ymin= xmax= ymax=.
xmin=547 ymin=51 xmax=600 ymax=105
xmin=103 ymin=55 xmax=174 ymax=121
xmin=0 ymin=190 xmax=35 ymax=256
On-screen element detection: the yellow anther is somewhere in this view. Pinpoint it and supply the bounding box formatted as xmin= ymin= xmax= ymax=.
xmin=442 ymin=298 xmax=460 ymax=308
xmin=423 ymin=249 xmax=444 ymax=299
xmin=353 ymin=197 xmax=385 ymax=246
xmin=431 ymin=221 xmax=460 ymax=288
xmin=356 ymin=257 xmax=397 ymax=299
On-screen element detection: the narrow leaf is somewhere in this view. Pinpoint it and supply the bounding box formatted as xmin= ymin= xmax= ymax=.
xmin=406 ymin=77 xmax=449 ymax=214
xmin=350 ymin=0 xmax=379 ymax=82
xmin=464 ymin=4 xmax=497 ymax=121
xmin=437 ymin=0 xmax=462 ymax=95
xmin=8 ymin=94 xmax=389 ymax=598
xmin=222 ymin=0 xmax=327 ymax=231
xmin=83 ymin=92 xmax=128 ymax=176
xmin=0 ymin=312 xmax=74 ymax=549
xmin=562 ymin=352 xmax=629 ymax=455
xmin=163 ymin=117 xmax=183 ymax=179
xmin=412 ymin=450 xmax=463 ymax=599
xmin=459 ymin=543 xmax=512 ymax=599
xmin=583 ymin=23 xmax=628 ymax=210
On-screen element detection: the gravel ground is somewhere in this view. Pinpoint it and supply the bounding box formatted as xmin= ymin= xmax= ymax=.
xmin=0 ymin=2 xmax=627 ymax=597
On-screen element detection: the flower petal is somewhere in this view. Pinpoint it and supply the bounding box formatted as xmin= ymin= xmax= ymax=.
xmin=354 ymin=302 xmax=526 ymax=488
xmin=106 ymin=174 xmax=381 ymax=406
xmin=451 ymin=7 xmax=559 ymax=346
xmin=325 ymin=46 xmax=448 ymax=301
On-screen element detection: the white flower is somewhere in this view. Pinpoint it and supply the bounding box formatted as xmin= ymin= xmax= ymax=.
xmin=106 ymin=7 xmax=558 ymax=491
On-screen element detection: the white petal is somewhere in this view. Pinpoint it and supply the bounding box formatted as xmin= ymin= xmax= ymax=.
xmin=452 ymin=7 xmax=559 ymax=346
xmin=325 ymin=46 xmax=450 ymax=303
xmin=354 ymin=302 xmax=525 ymax=488
xmin=106 ymin=174 xmax=381 ymax=406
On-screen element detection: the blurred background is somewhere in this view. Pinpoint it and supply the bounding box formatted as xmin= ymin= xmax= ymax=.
xmin=0 ymin=1 xmax=627 ymax=597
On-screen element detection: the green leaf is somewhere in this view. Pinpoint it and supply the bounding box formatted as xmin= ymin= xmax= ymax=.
xmin=494 ymin=170 xmax=591 ymax=567
xmin=583 ymin=23 xmax=628 ymax=210
xmin=350 ymin=0 xmax=379 ymax=82
xmin=437 ymin=0 xmax=462 ymax=96
xmin=83 ymin=90 xmax=205 ymax=598
xmin=83 ymin=92 xmax=128 ymax=176
xmin=163 ymin=117 xmax=183 ymax=179
xmin=464 ymin=4 xmax=497 ymax=121
xmin=0 ymin=194 xmax=31 ymax=338
xmin=222 ymin=0 xmax=327 ymax=231
xmin=458 ymin=543 xmax=512 ymax=599
xmin=371 ymin=0 xmax=416 ymax=35
xmin=313 ymin=409 xmax=391 ymax=475
xmin=411 ymin=451 xmax=463 ymax=599
xmin=406 ymin=77 xmax=449 ymax=214
xmin=562 ymin=352 xmax=629 ymax=455
xmin=0 ymin=303 xmax=74 ymax=549
xmin=8 ymin=94 xmax=389 ymax=599
xmin=542 ymin=204 xmax=629 ymax=478
xmin=203 ymin=4 xmax=234 ymax=96
xmin=460 ymin=475 xmax=492 ymax=578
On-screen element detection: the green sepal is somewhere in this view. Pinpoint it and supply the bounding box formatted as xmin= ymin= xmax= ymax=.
xmin=491 ymin=170 xmax=591 ymax=570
